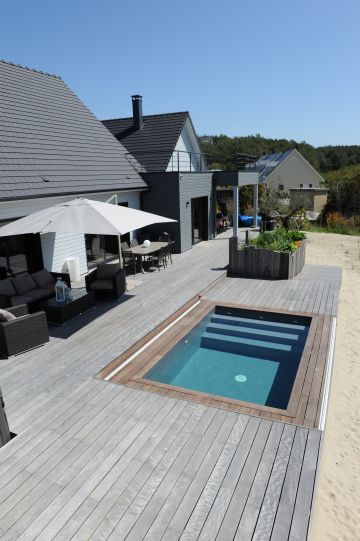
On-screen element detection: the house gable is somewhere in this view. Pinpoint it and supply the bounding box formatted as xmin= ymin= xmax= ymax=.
xmin=261 ymin=149 xmax=324 ymax=190
xmin=166 ymin=116 xmax=205 ymax=172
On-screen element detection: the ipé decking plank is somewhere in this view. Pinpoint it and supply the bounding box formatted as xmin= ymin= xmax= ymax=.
xmin=0 ymin=239 xmax=340 ymax=541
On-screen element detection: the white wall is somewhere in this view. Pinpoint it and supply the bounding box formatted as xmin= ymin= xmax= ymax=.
xmin=0 ymin=190 xmax=142 ymax=275
xmin=41 ymin=232 xmax=88 ymax=274
xmin=166 ymin=118 xmax=205 ymax=172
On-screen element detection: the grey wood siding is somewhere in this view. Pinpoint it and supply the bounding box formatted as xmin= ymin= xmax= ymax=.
xmin=179 ymin=173 xmax=215 ymax=252
xmin=141 ymin=173 xmax=181 ymax=251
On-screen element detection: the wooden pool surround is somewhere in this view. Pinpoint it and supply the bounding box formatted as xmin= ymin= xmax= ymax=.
xmin=98 ymin=299 xmax=332 ymax=429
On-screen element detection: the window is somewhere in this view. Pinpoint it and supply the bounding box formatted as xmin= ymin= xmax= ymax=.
xmin=0 ymin=233 xmax=43 ymax=277
xmin=309 ymin=184 xmax=313 ymax=188
xmin=279 ymin=184 xmax=284 ymax=191
xmin=300 ymin=184 xmax=303 ymax=189
xmin=85 ymin=201 xmax=129 ymax=267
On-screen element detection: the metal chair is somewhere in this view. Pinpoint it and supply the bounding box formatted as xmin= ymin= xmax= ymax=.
xmin=147 ymin=247 xmax=167 ymax=271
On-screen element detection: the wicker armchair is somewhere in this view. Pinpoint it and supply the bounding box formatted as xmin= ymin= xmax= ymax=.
xmin=85 ymin=263 xmax=126 ymax=300
xmin=0 ymin=304 xmax=49 ymax=358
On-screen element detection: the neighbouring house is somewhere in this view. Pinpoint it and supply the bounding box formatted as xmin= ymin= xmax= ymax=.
xmin=0 ymin=61 xmax=147 ymax=278
xmin=253 ymin=149 xmax=325 ymax=191
xmin=103 ymin=96 xmax=218 ymax=252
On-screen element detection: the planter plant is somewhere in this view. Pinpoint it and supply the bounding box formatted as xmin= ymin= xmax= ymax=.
xmin=229 ymin=227 xmax=307 ymax=279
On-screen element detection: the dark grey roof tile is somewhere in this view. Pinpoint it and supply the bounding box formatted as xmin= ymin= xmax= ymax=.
xmin=102 ymin=111 xmax=189 ymax=171
xmin=0 ymin=60 xmax=146 ymax=200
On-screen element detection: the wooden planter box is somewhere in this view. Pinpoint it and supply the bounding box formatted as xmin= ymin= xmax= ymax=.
xmin=229 ymin=237 xmax=306 ymax=279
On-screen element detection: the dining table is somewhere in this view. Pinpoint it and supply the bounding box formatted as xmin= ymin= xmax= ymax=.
xmin=123 ymin=241 xmax=169 ymax=276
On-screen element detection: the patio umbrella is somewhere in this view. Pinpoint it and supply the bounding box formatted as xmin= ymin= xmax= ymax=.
xmin=0 ymin=198 xmax=176 ymax=267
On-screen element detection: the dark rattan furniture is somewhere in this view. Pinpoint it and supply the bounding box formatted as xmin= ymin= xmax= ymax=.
xmin=0 ymin=304 xmax=49 ymax=357
xmin=0 ymin=270 xmax=70 ymax=311
xmin=85 ymin=264 xmax=126 ymax=300
xmin=39 ymin=288 xmax=95 ymax=325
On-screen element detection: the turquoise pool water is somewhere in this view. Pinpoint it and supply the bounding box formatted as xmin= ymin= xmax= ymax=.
xmin=145 ymin=306 xmax=311 ymax=409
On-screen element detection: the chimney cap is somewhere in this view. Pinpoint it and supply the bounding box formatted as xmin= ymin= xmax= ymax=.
xmin=131 ymin=94 xmax=142 ymax=100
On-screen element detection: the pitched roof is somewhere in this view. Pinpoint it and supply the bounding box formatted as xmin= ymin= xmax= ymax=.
xmin=0 ymin=60 xmax=147 ymax=201
xmin=102 ymin=112 xmax=189 ymax=171
xmin=254 ymin=149 xmax=294 ymax=181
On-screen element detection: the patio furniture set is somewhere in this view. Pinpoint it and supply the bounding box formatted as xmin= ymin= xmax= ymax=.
xmin=0 ymin=235 xmax=175 ymax=358
xmin=0 ymin=262 xmax=126 ymax=357
xmin=0 ymin=198 xmax=177 ymax=358
xmin=122 ymin=236 xmax=174 ymax=276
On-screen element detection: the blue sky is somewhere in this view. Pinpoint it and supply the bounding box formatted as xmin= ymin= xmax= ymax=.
xmin=1 ymin=0 xmax=359 ymax=146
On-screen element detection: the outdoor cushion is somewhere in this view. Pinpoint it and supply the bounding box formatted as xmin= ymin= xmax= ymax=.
xmin=10 ymin=295 xmax=34 ymax=307
xmin=0 ymin=278 xmax=17 ymax=297
xmin=96 ymin=264 xmax=119 ymax=280
xmin=12 ymin=273 xmax=37 ymax=295
xmin=88 ymin=279 xmax=114 ymax=291
xmin=31 ymin=269 xmax=55 ymax=288
xmin=0 ymin=309 xmax=16 ymax=322
xmin=25 ymin=288 xmax=52 ymax=301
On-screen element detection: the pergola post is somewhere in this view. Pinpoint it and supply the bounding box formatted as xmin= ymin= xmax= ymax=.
xmin=252 ymin=183 xmax=258 ymax=228
xmin=233 ymin=186 xmax=239 ymax=238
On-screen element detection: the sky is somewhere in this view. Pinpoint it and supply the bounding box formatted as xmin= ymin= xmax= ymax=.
xmin=1 ymin=0 xmax=359 ymax=147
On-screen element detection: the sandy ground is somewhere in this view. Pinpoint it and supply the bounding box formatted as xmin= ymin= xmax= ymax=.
xmin=305 ymin=233 xmax=360 ymax=540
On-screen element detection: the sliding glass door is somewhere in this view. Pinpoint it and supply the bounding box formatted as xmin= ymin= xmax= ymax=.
xmin=85 ymin=201 xmax=130 ymax=268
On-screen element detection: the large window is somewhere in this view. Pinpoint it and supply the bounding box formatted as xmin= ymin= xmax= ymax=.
xmin=0 ymin=233 xmax=43 ymax=278
xmin=85 ymin=201 xmax=130 ymax=268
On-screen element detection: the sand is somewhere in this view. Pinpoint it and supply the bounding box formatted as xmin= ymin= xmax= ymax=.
xmin=305 ymin=233 xmax=360 ymax=540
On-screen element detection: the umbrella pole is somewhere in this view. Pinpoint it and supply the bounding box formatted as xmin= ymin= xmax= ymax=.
xmin=118 ymin=235 xmax=123 ymax=269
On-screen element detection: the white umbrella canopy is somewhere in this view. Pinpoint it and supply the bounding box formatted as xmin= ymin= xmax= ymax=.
xmin=0 ymin=198 xmax=176 ymax=237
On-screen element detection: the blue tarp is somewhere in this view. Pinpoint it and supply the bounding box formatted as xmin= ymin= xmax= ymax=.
xmin=238 ymin=215 xmax=262 ymax=226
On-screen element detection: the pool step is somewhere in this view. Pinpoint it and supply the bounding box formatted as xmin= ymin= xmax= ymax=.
xmin=201 ymin=331 xmax=293 ymax=360
xmin=206 ymin=322 xmax=300 ymax=343
xmin=211 ymin=313 xmax=308 ymax=332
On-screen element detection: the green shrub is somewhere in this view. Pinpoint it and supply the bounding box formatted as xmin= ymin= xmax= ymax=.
xmin=249 ymin=227 xmax=306 ymax=253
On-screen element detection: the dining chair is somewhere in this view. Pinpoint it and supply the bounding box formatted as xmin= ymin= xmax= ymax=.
xmin=147 ymin=247 xmax=167 ymax=271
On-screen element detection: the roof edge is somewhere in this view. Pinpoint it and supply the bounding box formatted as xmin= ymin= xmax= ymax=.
xmin=102 ymin=111 xmax=190 ymax=123
xmin=0 ymin=59 xmax=62 ymax=79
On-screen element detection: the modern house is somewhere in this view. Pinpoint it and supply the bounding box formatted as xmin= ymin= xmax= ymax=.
xmin=0 ymin=61 xmax=147 ymax=278
xmin=103 ymin=96 xmax=217 ymax=252
xmin=102 ymin=96 xmax=206 ymax=173
xmin=253 ymin=149 xmax=325 ymax=191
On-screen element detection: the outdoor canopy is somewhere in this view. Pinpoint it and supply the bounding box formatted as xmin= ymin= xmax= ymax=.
xmin=0 ymin=198 xmax=176 ymax=237
xmin=0 ymin=198 xmax=177 ymax=269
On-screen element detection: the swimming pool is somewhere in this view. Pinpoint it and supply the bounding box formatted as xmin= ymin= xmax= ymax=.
xmin=144 ymin=306 xmax=311 ymax=409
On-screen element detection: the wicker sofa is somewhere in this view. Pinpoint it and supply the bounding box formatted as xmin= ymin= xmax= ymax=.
xmin=0 ymin=304 xmax=49 ymax=357
xmin=0 ymin=269 xmax=70 ymax=311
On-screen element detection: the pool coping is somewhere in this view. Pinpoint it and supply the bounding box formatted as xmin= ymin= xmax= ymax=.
xmin=98 ymin=299 xmax=332 ymax=429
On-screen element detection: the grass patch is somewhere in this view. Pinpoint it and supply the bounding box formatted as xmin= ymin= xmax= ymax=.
xmin=308 ymin=225 xmax=360 ymax=236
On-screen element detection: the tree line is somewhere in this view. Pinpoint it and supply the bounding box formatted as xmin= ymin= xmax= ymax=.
xmin=199 ymin=134 xmax=360 ymax=173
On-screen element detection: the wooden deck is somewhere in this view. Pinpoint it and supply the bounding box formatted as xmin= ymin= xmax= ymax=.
xmin=0 ymin=238 xmax=341 ymax=540
xmin=104 ymin=300 xmax=332 ymax=428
